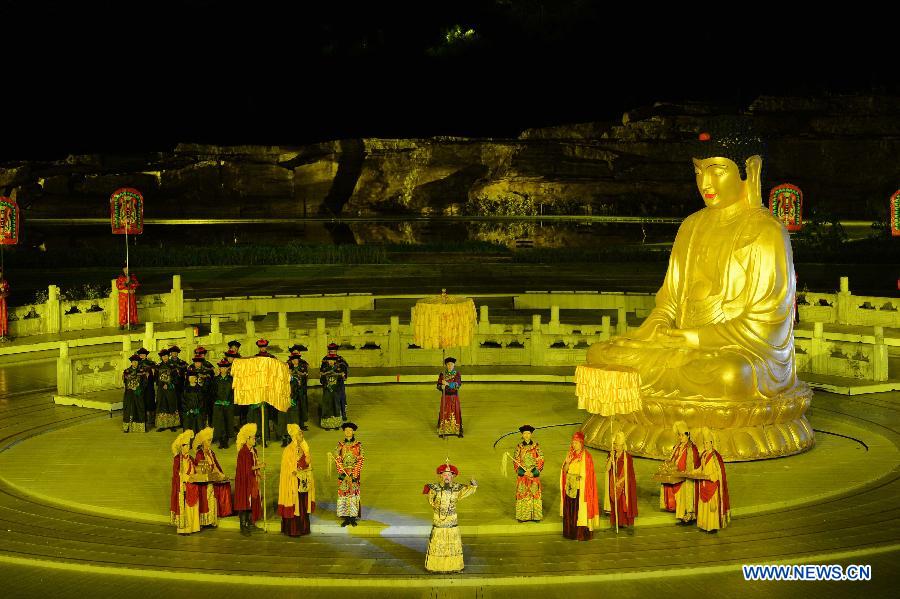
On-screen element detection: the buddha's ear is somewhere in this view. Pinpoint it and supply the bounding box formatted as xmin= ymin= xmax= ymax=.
xmin=744 ymin=155 xmax=762 ymax=206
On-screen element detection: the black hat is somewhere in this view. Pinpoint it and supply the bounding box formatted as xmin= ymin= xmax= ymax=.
xmin=690 ymin=121 xmax=766 ymax=179
xmin=158 ymin=349 xmax=170 ymax=357
xmin=225 ymin=349 xmax=240 ymax=358
xmin=128 ymin=354 xmax=141 ymax=362
xmin=194 ymin=346 xmax=208 ymax=355
xmin=327 ymin=342 xmax=339 ymax=350
xmin=443 ymin=356 xmax=457 ymax=364
xmin=228 ymin=340 xmax=242 ymax=348
xmin=256 ymin=339 xmax=269 ymax=347
xmin=288 ymin=344 xmax=304 ymax=354
xmin=342 ymin=422 xmax=358 ymax=431
xmin=217 ymin=359 xmax=230 ymax=367
xmin=168 ymin=345 xmax=181 ymax=353
xmin=136 ymin=347 xmax=149 ymax=356
xmin=519 ymin=424 xmax=535 ymax=433
xmin=192 ymin=356 xmax=204 ymax=363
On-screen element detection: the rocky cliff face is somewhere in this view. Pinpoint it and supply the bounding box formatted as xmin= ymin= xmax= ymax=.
xmin=2 ymin=95 xmax=898 ymax=229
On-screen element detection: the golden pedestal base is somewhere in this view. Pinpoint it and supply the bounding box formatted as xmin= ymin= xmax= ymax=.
xmin=581 ymin=382 xmax=815 ymax=462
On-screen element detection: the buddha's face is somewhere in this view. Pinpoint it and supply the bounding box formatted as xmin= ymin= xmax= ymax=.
xmin=693 ymin=157 xmax=744 ymax=210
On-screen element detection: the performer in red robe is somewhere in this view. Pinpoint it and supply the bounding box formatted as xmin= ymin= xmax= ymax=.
xmin=436 ymin=357 xmax=462 ymax=437
xmin=0 ymin=270 xmax=9 ymax=339
xmin=603 ymin=431 xmax=638 ymax=527
xmin=170 ymin=431 xmax=200 ymax=534
xmin=660 ymin=421 xmax=701 ymax=523
xmin=234 ymin=423 xmax=264 ymax=534
xmin=194 ymin=427 xmax=233 ymax=519
xmin=694 ymin=428 xmax=731 ymax=532
xmin=560 ymin=431 xmax=599 ymax=540
xmin=116 ymin=266 xmax=140 ymax=329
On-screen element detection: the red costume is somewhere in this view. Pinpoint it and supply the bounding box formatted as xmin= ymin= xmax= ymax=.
xmin=116 ymin=273 xmax=140 ymax=327
xmin=170 ymin=453 xmax=200 ymax=529
xmin=436 ymin=365 xmax=462 ymax=437
xmin=661 ymin=440 xmax=700 ymax=517
xmin=698 ymin=449 xmax=731 ymax=530
xmin=560 ymin=432 xmax=600 ymax=540
xmin=0 ymin=277 xmax=9 ymax=337
xmin=605 ymin=451 xmax=638 ymax=527
xmin=234 ymin=443 xmax=262 ymax=523
xmin=196 ymin=447 xmax=233 ymax=518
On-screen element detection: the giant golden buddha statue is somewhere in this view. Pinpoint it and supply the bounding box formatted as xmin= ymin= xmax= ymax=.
xmin=581 ymin=127 xmax=813 ymax=461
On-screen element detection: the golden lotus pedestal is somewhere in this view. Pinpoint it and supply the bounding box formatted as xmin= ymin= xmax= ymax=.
xmin=581 ymin=382 xmax=815 ymax=462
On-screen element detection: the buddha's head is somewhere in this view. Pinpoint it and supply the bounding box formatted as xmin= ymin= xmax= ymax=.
xmin=691 ymin=124 xmax=765 ymax=210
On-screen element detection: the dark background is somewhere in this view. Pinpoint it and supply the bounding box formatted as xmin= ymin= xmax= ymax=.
xmin=2 ymin=1 xmax=896 ymax=160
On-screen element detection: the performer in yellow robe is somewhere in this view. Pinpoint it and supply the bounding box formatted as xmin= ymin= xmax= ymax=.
xmin=660 ymin=421 xmax=700 ymax=523
xmin=694 ymin=428 xmax=731 ymax=532
xmin=583 ymin=127 xmax=813 ymax=460
xmin=278 ymin=424 xmax=316 ymax=537
xmin=424 ymin=463 xmax=477 ymax=573
xmin=169 ymin=430 xmax=201 ymax=535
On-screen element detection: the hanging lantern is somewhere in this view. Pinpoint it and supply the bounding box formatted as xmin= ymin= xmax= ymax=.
xmin=768 ymin=184 xmax=803 ymax=232
xmin=110 ymin=187 xmax=144 ymax=235
xmin=890 ymin=190 xmax=900 ymax=238
xmin=0 ymin=197 xmax=20 ymax=246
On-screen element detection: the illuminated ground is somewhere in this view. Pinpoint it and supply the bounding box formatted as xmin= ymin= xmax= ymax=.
xmin=0 ymin=361 xmax=898 ymax=597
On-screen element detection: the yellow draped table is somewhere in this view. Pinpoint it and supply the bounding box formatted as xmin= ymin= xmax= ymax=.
xmin=411 ymin=291 xmax=476 ymax=350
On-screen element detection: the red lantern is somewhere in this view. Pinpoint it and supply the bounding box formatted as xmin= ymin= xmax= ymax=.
xmin=769 ymin=184 xmax=803 ymax=232
xmin=110 ymin=187 xmax=144 ymax=235
xmin=890 ymin=190 xmax=900 ymax=238
xmin=0 ymin=197 xmax=20 ymax=245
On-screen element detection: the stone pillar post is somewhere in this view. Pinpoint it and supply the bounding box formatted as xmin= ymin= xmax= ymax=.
xmin=549 ymin=305 xmax=560 ymax=334
xmin=316 ymin=318 xmax=328 ymax=363
xmin=601 ymin=315 xmax=611 ymax=340
xmin=388 ymin=316 xmax=401 ymax=367
xmin=478 ymin=305 xmax=490 ymax=334
xmin=143 ymin=322 xmax=155 ymax=353
xmin=183 ymin=326 xmax=195 ymax=351
xmin=209 ymin=316 xmax=223 ymax=345
xmin=836 ymin=276 xmax=851 ymax=325
xmin=616 ymin=307 xmax=627 ymax=335
xmin=109 ymin=279 xmax=118 ymax=328
xmin=873 ymin=326 xmax=888 ymax=382
xmin=530 ymin=314 xmax=544 ymax=366
xmin=811 ymin=322 xmax=827 ymax=375
xmin=245 ymin=319 xmax=256 ymax=341
xmin=277 ymin=311 xmax=289 ymax=341
xmin=47 ymin=284 xmax=61 ymax=334
xmin=169 ymin=275 xmax=184 ymax=322
xmin=57 ymin=341 xmax=72 ymax=395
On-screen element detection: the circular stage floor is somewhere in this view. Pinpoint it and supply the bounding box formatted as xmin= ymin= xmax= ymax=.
xmin=1 ymin=365 xmax=899 ymax=598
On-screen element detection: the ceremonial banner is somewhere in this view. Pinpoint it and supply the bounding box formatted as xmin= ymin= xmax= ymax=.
xmin=0 ymin=197 xmax=19 ymax=245
xmin=891 ymin=190 xmax=900 ymax=238
xmin=768 ymin=184 xmax=803 ymax=232
xmin=110 ymin=187 xmax=144 ymax=235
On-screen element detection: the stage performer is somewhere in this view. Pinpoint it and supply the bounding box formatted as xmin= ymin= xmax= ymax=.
xmin=604 ymin=431 xmax=638 ymax=528
xmin=155 ymin=349 xmax=180 ymax=431
xmin=235 ymin=423 xmax=265 ymax=535
xmin=182 ymin=369 xmax=205 ymax=434
xmin=560 ymin=431 xmax=599 ymax=540
xmin=168 ymin=345 xmax=187 ymax=428
xmin=693 ymin=428 xmax=731 ymax=532
xmin=0 ymin=269 xmax=9 ymax=339
xmin=278 ymin=354 xmax=303 ymax=446
xmin=136 ymin=347 xmax=156 ymax=425
xmin=423 ymin=463 xmax=478 ymax=573
xmin=194 ymin=346 xmax=215 ymax=418
xmin=170 ymin=430 xmax=200 ymax=535
xmin=278 ymin=424 xmax=316 ymax=537
xmin=116 ymin=265 xmax=139 ymax=330
xmin=195 ymin=426 xmax=233 ymax=519
xmin=191 ymin=427 xmax=219 ymax=527
xmin=211 ymin=359 xmax=235 ymax=448
xmin=289 ymin=345 xmax=310 ymax=431
xmin=436 ymin=357 xmax=462 ymax=437
xmin=513 ymin=424 xmax=543 ymax=522
xmin=122 ymin=354 xmax=148 ymax=433
xmin=331 ymin=422 xmax=363 ymax=527
xmin=660 ymin=421 xmax=700 ymax=524
xmin=319 ymin=343 xmax=348 ymax=430
xmin=255 ymin=338 xmax=276 ymax=358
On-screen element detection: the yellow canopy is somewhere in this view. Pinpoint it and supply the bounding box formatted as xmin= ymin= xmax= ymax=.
xmin=412 ymin=291 xmax=477 ymax=350
xmin=231 ymin=357 xmax=291 ymax=412
xmin=574 ymin=364 xmax=642 ymax=416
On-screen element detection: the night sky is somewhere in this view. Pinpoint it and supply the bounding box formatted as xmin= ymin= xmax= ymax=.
xmin=3 ymin=1 xmax=896 ymax=160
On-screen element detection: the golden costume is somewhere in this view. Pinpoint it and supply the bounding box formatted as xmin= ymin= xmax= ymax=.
xmin=424 ymin=464 xmax=477 ymax=573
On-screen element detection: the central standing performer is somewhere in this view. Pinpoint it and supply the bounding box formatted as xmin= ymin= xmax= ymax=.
xmin=319 ymin=343 xmax=348 ymax=430
xmin=436 ymin=357 xmax=462 ymax=437
xmin=234 ymin=423 xmax=265 ymax=534
xmin=560 ymin=431 xmax=599 ymax=540
xmin=513 ymin=424 xmax=544 ymax=522
xmin=278 ymin=424 xmax=315 ymax=537
xmin=332 ymin=422 xmax=364 ymax=527
xmin=423 ymin=463 xmax=477 ymax=573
